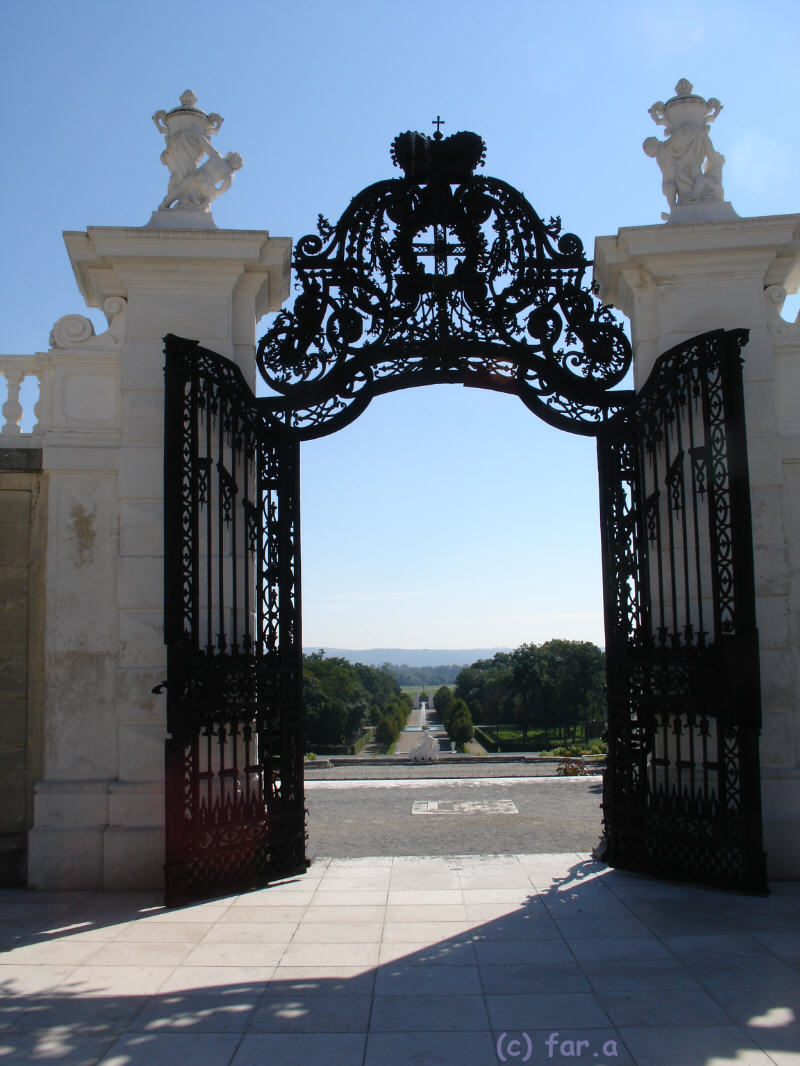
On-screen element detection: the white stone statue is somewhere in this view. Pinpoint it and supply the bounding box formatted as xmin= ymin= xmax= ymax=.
xmin=408 ymin=729 xmax=440 ymax=762
xmin=159 ymin=145 xmax=243 ymax=211
xmin=151 ymin=91 xmax=242 ymax=220
xmin=644 ymin=79 xmax=736 ymax=223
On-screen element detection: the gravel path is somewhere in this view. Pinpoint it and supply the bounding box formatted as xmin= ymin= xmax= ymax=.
xmin=305 ymin=775 xmax=604 ymax=858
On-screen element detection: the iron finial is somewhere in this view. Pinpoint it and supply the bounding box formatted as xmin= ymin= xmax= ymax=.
xmin=432 ymin=115 xmax=445 ymax=140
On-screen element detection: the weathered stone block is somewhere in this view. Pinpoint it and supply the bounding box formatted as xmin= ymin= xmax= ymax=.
xmin=114 ymin=667 xmax=166 ymax=722
xmin=119 ymin=500 xmax=163 ymax=555
xmin=117 ymin=447 xmax=162 ymax=499
xmin=759 ymin=648 xmax=797 ymax=710
xmin=759 ymin=710 xmax=797 ymax=769
xmin=116 ymin=721 xmax=165 ymax=781
xmin=753 ymin=544 xmax=791 ymax=597
xmin=0 ymin=566 xmax=29 ymax=611
xmin=127 ymin=290 xmax=230 ymax=342
xmin=33 ymin=779 xmax=110 ymax=827
xmin=108 ymin=780 xmax=164 ymax=825
xmin=0 ymin=699 xmax=26 ymax=746
xmin=44 ymin=652 xmax=117 ymax=778
xmin=103 ymin=826 xmax=164 ymax=891
xmin=764 ymin=814 xmax=800 ymax=879
xmin=27 ymin=827 xmax=104 ymax=890
xmin=0 ymin=655 xmax=28 ymax=698
xmin=119 ymin=340 xmax=165 ymax=392
xmin=747 ymin=435 xmax=784 ymax=489
xmin=750 ymin=487 xmax=784 ymax=546
xmin=0 ymin=755 xmax=27 ymax=829
xmin=741 ymin=380 xmax=777 ymax=434
xmin=123 ymin=391 xmax=164 ymax=445
xmin=117 ymin=556 xmax=163 ymax=609
xmin=118 ymin=610 xmax=165 ymax=668
xmin=0 ymin=611 xmax=28 ymax=655
xmin=755 ymin=596 xmax=790 ymax=648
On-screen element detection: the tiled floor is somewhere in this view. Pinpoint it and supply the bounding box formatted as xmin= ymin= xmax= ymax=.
xmin=1 ymin=854 xmax=799 ymax=1065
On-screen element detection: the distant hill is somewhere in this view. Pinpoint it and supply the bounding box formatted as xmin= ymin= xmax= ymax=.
xmin=302 ymin=647 xmax=510 ymax=667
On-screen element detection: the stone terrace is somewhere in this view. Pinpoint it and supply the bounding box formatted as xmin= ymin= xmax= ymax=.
xmin=1 ymin=854 xmax=799 ymax=1065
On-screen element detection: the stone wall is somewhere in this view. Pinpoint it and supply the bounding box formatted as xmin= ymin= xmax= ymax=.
xmin=15 ymin=226 xmax=291 ymax=891
xmin=0 ymin=449 xmax=46 ymax=884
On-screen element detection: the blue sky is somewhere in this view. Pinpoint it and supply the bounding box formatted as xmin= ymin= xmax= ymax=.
xmin=2 ymin=1 xmax=798 ymax=649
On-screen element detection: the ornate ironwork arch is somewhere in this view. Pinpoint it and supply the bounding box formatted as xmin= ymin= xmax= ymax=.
xmin=162 ymin=124 xmax=765 ymax=902
xmin=257 ymin=128 xmax=632 ymax=438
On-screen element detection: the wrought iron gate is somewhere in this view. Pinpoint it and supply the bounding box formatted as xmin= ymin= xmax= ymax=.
xmin=597 ymin=329 xmax=766 ymax=893
xmin=163 ymin=338 xmax=306 ymax=906
xmin=162 ymin=124 xmax=766 ymax=902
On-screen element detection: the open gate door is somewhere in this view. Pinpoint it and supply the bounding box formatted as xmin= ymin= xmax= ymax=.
xmin=163 ymin=336 xmax=307 ymax=906
xmin=597 ymin=329 xmax=767 ymax=893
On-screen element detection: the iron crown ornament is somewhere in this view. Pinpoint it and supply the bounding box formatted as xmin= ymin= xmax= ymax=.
xmin=257 ymin=127 xmax=633 ymax=439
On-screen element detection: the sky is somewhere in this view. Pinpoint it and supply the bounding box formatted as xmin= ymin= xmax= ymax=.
xmin=1 ymin=0 xmax=798 ymax=651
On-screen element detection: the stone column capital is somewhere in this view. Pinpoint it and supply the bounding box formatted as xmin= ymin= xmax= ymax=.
xmin=594 ymin=214 xmax=800 ymax=319
xmin=63 ymin=226 xmax=292 ymax=321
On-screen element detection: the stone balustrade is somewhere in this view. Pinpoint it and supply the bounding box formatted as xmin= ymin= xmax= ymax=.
xmin=0 ymin=356 xmax=46 ymax=439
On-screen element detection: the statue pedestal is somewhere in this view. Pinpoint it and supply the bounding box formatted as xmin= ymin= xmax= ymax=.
xmin=594 ymin=213 xmax=800 ymax=878
xmin=144 ymin=208 xmax=218 ymax=230
xmin=665 ymin=201 xmax=738 ymax=224
xmin=27 ymin=224 xmax=291 ymax=890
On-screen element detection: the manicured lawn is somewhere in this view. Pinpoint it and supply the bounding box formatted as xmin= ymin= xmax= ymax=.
xmin=476 ymin=724 xmax=605 ymax=753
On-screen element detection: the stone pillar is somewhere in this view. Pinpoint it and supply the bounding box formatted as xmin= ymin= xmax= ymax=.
xmin=27 ymin=226 xmax=291 ymax=890
xmin=594 ymin=213 xmax=800 ymax=878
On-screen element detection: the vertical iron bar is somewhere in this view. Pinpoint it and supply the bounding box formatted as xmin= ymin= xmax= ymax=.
xmin=230 ymin=422 xmax=240 ymax=653
xmin=242 ymin=426 xmax=252 ymax=653
xmin=687 ymin=385 xmax=707 ymax=647
xmin=663 ymin=408 xmax=680 ymax=645
xmin=649 ymin=445 xmax=666 ymax=643
xmin=675 ymin=396 xmax=693 ymax=644
xmin=205 ymin=393 xmax=214 ymax=656
xmin=217 ymin=396 xmax=226 ymax=652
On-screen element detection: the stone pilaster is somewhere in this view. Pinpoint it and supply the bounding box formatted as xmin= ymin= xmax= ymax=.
xmin=27 ymin=226 xmax=291 ymax=890
xmin=594 ymin=214 xmax=800 ymax=878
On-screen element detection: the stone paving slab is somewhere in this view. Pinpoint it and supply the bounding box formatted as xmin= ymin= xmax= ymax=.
xmin=1 ymin=857 xmax=799 ymax=1065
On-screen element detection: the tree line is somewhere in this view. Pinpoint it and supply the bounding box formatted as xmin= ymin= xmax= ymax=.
xmin=302 ymin=639 xmax=606 ymax=753
xmin=303 ymin=651 xmax=411 ymax=750
xmin=438 ymin=639 xmax=606 ymax=744
xmin=431 ymin=687 xmax=475 ymax=748
xmin=379 ymin=663 xmax=463 ymax=686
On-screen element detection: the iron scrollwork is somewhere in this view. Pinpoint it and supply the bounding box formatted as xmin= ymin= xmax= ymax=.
xmin=257 ymin=128 xmax=632 ymax=438
xmin=163 ymin=337 xmax=306 ymax=906
xmin=597 ymin=329 xmax=766 ymax=893
xmin=164 ymin=126 xmax=766 ymax=902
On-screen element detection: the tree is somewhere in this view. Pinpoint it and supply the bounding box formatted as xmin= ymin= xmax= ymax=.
xmin=454 ymin=652 xmax=512 ymax=725
xmin=302 ymin=674 xmax=350 ymax=747
xmin=444 ymin=697 xmax=474 ymax=749
xmin=539 ymin=639 xmax=605 ymax=741
xmin=302 ymin=653 xmax=372 ymax=747
xmin=375 ymin=716 xmax=399 ymax=748
xmin=509 ymin=640 xmax=605 ymax=743
xmin=433 ymin=685 xmax=455 ymax=722
xmin=384 ymin=696 xmax=412 ymax=733
xmin=510 ymin=643 xmax=550 ymax=741
xmin=354 ymin=662 xmax=403 ymax=724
